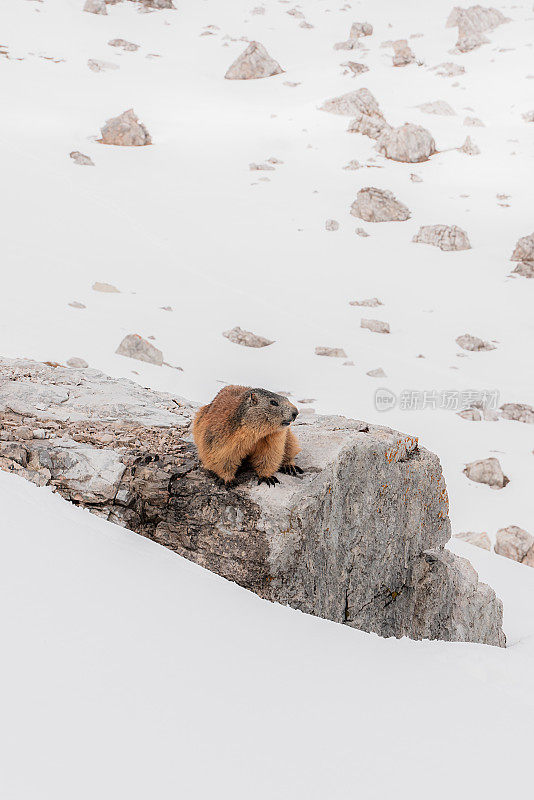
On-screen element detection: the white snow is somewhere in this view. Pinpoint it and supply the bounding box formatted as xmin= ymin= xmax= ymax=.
xmin=1 ymin=1 xmax=534 ymax=795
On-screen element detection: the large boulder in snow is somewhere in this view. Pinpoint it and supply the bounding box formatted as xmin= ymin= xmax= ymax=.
xmin=0 ymin=357 xmax=505 ymax=647
xmin=510 ymin=232 xmax=534 ymax=278
xmin=413 ymin=224 xmax=470 ymax=251
xmin=376 ymin=123 xmax=436 ymax=162
xmin=100 ymin=109 xmax=152 ymax=146
xmin=446 ymin=5 xmax=509 ymax=53
xmin=351 ymin=187 xmax=410 ymax=222
xmin=224 ymin=42 xmax=284 ymax=80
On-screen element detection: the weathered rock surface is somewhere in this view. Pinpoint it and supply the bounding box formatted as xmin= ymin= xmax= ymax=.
xmin=510 ymin=232 xmax=534 ymax=278
xmin=100 ymin=109 xmax=151 ymax=147
xmin=458 ymin=135 xmax=480 ymax=155
xmin=315 ymin=346 xmax=347 ymax=358
xmin=446 ymin=6 xmax=509 ymax=53
xmin=108 ymin=39 xmax=140 ymax=52
xmin=223 ymin=326 xmax=273 ymax=348
xmin=225 ymin=42 xmax=283 ymax=80
xmin=343 ymin=89 xmax=390 ymax=140
xmin=349 ymin=297 xmax=383 ymax=307
xmin=84 ymin=0 xmax=107 ymax=14
xmin=494 ymin=526 xmax=534 ymax=567
xmin=463 ymin=457 xmax=508 ymax=489
xmin=325 ymin=219 xmax=339 ymax=231
xmin=417 ymin=100 xmax=456 ymax=115
xmin=70 ymin=151 xmax=94 ymax=166
xmin=361 ymin=319 xmax=390 ymax=334
xmin=391 ymin=39 xmax=416 ymax=67
xmin=116 ymin=334 xmax=163 ymax=365
xmin=454 ymin=531 xmax=491 ymax=550
xmin=351 ymin=187 xmax=410 ymax=223
xmin=413 ymin=224 xmax=471 ymax=251
xmin=456 ymin=334 xmax=495 ymax=352
xmin=500 ymin=403 xmax=534 ymax=424
xmin=0 ymin=357 xmax=505 ymax=647
xmin=376 ymin=123 xmax=436 ymax=163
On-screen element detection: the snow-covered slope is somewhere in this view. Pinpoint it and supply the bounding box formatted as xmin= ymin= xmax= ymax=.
xmin=1 ymin=471 xmax=534 ymax=800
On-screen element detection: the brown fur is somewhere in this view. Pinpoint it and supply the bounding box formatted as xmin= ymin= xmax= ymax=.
xmin=193 ymin=385 xmax=301 ymax=484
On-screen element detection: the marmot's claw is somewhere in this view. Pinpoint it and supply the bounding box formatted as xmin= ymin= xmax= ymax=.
xmin=257 ymin=475 xmax=280 ymax=487
xmin=214 ymin=476 xmax=235 ymax=489
xmin=279 ymin=464 xmax=304 ymax=476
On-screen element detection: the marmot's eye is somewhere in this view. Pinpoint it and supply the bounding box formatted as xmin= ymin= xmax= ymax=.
xmin=270 ymin=400 xmax=279 ymax=407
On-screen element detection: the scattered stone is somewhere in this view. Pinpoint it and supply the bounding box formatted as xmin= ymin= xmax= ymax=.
xmin=224 ymin=41 xmax=283 ymax=80
xmin=458 ymin=135 xmax=480 ymax=155
xmin=223 ymin=326 xmax=273 ymax=348
xmin=454 ymin=531 xmax=491 ymax=550
xmin=361 ymin=319 xmax=390 ymax=334
xmin=446 ymin=6 xmax=510 ymax=53
xmin=367 ymin=368 xmax=386 ymax=377
xmin=376 ymin=123 xmax=436 ymax=163
xmin=0 ymin=356 xmax=505 ymax=646
xmin=100 ymin=109 xmax=151 ymax=146
xmin=108 ymin=39 xmax=140 ymax=52
xmin=92 ymin=282 xmax=119 ymax=293
xmin=344 ymin=89 xmax=390 ymax=140
xmin=343 ymin=159 xmax=362 ymax=170
xmin=410 ymin=172 xmax=423 ymax=182
xmin=510 ymin=232 xmax=534 ymax=277
xmin=350 ymin=22 xmax=373 ymax=38
xmin=116 ymin=334 xmax=164 ymax=366
xmin=350 ymin=297 xmax=382 ymax=307
xmin=500 ymin=403 xmax=534 ymax=424
xmin=88 ymin=59 xmax=119 ymax=73
xmin=342 ymin=360 xmax=355 ymax=367
xmin=315 ymin=346 xmax=347 ymax=358
xmin=297 ymin=398 xmax=316 ymax=404
xmin=495 ymin=526 xmax=534 ymax=566
xmin=84 ymin=0 xmax=107 ymax=14
xmin=325 ymin=219 xmax=339 ymax=231
xmin=413 ymin=225 xmax=470 ymax=251
xmin=522 ymin=110 xmax=534 ymax=123
xmin=432 ymin=61 xmax=465 ymax=77
xmin=66 ymin=358 xmax=89 ymax=369
xmin=464 ymin=115 xmax=484 ymax=126
xmin=249 ymin=162 xmax=275 ymax=171
xmin=342 ymin=61 xmax=370 ymax=76
xmin=160 ymin=305 xmax=173 ymax=312
xmin=70 ymin=151 xmax=94 ymax=166
xmin=417 ymin=100 xmax=456 ymax=115
xmin=351 ymin=187 xmax=410 ymax=223
xmin=457 ymin=408 xmax=482 ymax=421
xmin=355 ymin=227 xmax=370 ymax=237
xmin=391 ymin=39 xmax=416 ymax=67
xmin=266 ymin=157 xmax=283 ymax=164
xmin=463 ymin=457 xmax=508 ymax=489
xmin=68 ymin=301 xmax=86 ymax=309
xmin=456 ymin=334 xmax=495 ymax=352
xmin=334 ymin=39 xmax=362 ymax=51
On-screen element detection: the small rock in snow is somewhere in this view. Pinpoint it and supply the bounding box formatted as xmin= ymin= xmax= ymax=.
xmin=454 ymin=531 xmax=491 ymax=550
xmin=70 ymin=151 xmax=94 ymax=166
xmin=223 ymin=326 xmax=274 ymax=348
xmin=463 ymin=457 xmax=508 ymax=489
xmin=361 ymin=319 xmax=390 ymax=334
xmin=92 ymin=282 xmax=119 ymax=293
xmin=456 ymin=334 xmax=495 ymax=352
xmin=100 ymin=109 xmax=151 ymax=146
xmin=351 ymin=187 xmax=410 ymax=223
xmin=225 ymin=41 xmax=284 ymax=80
xmin=116 ymin=334 xmax=164 ymax=366
xmin=325 ymin=219 xmax=339 ymax=231
xmin=66 ymin=357 xmax=89 ymax=369
xmin=495 ymin=526 xmax=534 ymax=566
xmin=412 ymin=224 xmax=470 ymax=251
xmin=315 ymin=346 xmax=347 ymax=358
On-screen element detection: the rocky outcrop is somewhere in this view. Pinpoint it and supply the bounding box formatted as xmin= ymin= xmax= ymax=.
xmin=510 ymin=232 xmax=534 ymax=278
xmin=454 ymin=531 xmax=491 ymax=550
xmin=417 ymin=100 xmax=456 ymax=115
xmin=223 ymin=326 xmax=273 ymax=348
xmin=116 ymin=334 xmax=163 ymax=365
xmin=500 ymin=403 xmax=534 ymax=424
xmin=413 ymin=225 xmax=470 ymax=251
xmin=224 ymin=42 xmax=283 ymax=80
xmin=456 ymin=334 xmax=495 ymax=352
xmin=100 ymin=109 xmax=151 ymax=146
xmin=376 ymin=123 xmax=436 ymax=163
xmin=351 ymin=187 xmax=410 ymax=223
xmin=70 ymin=151 xmax=94 ymax=166
xmin=0 ymin=357 xmax=505 ymax=647
xmin=463 ymin=457 xmax=508 ymax=489
xmin=446 ymin=6 xmax=509 ymax=53
xmin=315 ymin=346 xmax=347 ymax=358
xmin=494 ymin=526 xmax=534 ymax=567
xmin=361 ymin=319 xmax=390 ymax=334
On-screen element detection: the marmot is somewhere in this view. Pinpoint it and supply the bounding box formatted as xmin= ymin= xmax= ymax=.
xmin=193 ymin=385 xmax=302 ymax=487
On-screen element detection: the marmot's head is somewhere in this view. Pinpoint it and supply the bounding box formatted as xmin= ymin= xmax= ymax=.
xmin=239 ymin=388 xmax=298 ymax=432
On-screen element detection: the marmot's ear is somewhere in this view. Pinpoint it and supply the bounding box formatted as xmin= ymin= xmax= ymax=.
xmin=248 ymin=391 xmax=259 ymax=406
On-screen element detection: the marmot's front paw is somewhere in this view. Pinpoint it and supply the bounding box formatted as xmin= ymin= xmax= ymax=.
xmin=214 ymin=476 xmax=236 ymax=489
xmin=279 ymin=464 xmax=304 ymax=476
xmin=257 ymin=475 xmax=280 ymax=487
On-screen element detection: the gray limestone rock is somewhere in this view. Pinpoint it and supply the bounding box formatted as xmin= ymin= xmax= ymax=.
xmin=223 ymin=326 xmax=274 ymax=348
xmin=116 ymin=334 xmax=163 ymax=365
xmin=70 ymin=151 xmax=95 ymax=166
xmin=510 ymin=232 xmax=534 ymax=278
xmin=376 ymin=123 xmax=436 ymax=163
xmin=413 ymin=224 xmax=471 ymax=251
xmin=225 ymin=41 xmax=283 ymax=80
xmin=463 ymin=457 xmax=508 ymax=489
xmin=100 ymin=109 xmax=151 ymax=146
xmin=494 ymin=526 xmax=534 ymax=567
xmin=454 ymin=531 xmax=491 ymax=550
xmin=315 ymin=346 xmax=347 ymax=358
xmin=0 ymin=357 xmax=505 ymax=647
xmin=351 ymin=187 xmax=410 ymax=223
xmin=500 ymin=403 xmax=534 ymax=424
xmin=456 ymin=334 xmax=495 ymax=352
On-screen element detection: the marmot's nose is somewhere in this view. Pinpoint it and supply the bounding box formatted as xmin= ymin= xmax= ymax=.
xmin=292 ymin=409 xmax=298 ymax=420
